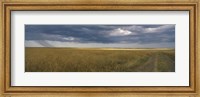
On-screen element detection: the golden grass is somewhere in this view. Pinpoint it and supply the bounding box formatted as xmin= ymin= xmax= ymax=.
xmin=25 ymin=47 xmax=175 ymax=72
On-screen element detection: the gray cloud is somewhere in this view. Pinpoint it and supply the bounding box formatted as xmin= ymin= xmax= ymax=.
xmin=25 ymin=24 xmax=175 ymax=48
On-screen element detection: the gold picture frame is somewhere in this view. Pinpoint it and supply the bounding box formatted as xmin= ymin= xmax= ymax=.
xmin=0 ymin=0 xmax=199 ymax=97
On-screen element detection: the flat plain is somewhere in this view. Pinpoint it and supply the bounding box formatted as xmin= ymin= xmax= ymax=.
xmin=25 ymin=47 xmax=175 ymax=72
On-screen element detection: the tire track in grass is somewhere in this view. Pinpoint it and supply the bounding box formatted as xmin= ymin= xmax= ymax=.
xmin=131 ymin=52 xmax=175 ymax=72
xmin=132 ymin=54 xmax=157 ymax=72
xmin=154 ymin=54 xmax=158 ymax=72
xmin=157 ymin=53 xmax=175 ymax=72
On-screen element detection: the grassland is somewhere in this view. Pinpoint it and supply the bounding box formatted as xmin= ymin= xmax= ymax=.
xmin=25 ymin=47 xmax=175 ymax=72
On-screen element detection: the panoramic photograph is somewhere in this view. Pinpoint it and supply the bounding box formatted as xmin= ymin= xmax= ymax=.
xmin=25 ymin=25 xmax=175 ymax=72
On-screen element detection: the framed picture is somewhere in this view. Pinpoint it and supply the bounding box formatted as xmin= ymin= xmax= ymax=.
xmin=0 ymin=0 xmax=199 ymax=97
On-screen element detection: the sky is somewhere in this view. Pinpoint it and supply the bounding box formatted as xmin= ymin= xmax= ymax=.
xmin=25 ymin=25 xmax=175 ymax=48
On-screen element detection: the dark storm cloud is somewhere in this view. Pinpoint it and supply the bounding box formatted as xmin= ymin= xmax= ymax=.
xmin=25 ymin=24 xmax=175 ymax=47
xmin=25 ymin=25 xmax=116 ymax=43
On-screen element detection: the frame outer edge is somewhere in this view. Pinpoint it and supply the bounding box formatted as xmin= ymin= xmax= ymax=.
xmin=1 ymin=1 xmax=6 ymax=96
xmin=197 ymin=0 xmax=200 ymax=97
xmin=0 ymin=0 xmax=200 ymax=97
xmin=2 ymin=2 xmax=198 ymax=94
xmin=1 ymin=0 xmax=200 ymax=4
xmin=0 ymin=1 xmax=3 ymax=97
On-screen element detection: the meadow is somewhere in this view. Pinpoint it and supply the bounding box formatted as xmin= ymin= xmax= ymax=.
xmin=25 ymin=48 xmax=175 ymax=72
